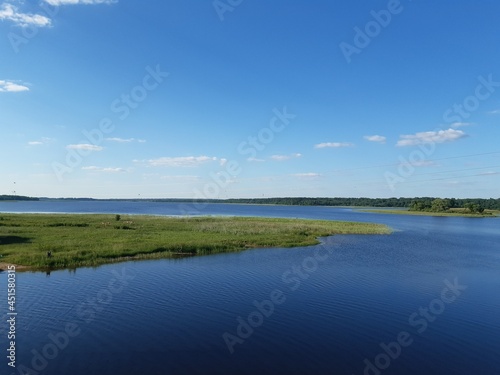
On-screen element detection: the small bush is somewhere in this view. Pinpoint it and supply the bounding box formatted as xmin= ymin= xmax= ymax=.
xmin=47 ymin=223 xmax=89 ymax=228
xmin=114 ymin=225 xmax=134 ymax=230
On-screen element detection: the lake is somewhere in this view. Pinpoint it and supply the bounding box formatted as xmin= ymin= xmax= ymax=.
xmin=1 ymin=201 xmax=499 ymax=375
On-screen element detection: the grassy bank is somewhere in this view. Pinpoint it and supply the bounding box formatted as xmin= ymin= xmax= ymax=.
xmin=360 ymin=208 xmax=500 ymax=217
xmin=0 ymin=214 xmax=391 ymax=270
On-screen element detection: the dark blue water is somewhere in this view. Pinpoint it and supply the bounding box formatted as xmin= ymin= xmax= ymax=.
xmin=1 ymin=202 xmax=499 ymax=375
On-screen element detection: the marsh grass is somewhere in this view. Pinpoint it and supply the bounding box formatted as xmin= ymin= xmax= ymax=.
xmin=0 ymin=214 xmax=391 ymax=270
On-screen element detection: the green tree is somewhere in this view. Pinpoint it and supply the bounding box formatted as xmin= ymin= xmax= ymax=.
xmin=464 ymin=203 xmax=484 ymax=214
xmin=431 ymin=199 xmax=449 ymax=212
xmin=448 ymin=198 xmax=457 ymax=208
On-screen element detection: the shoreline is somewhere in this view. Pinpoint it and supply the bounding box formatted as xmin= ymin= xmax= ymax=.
xmin=359 ymin=208 xmax=499 ymax=218
xmin=0 ymin=262 xmax=30 ymax=271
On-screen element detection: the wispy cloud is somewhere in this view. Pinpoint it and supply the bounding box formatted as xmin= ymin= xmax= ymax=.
xmin=43 ymin=0 xmax=117 ymax=6
xmin=396 ymin=128 xmax=467 ymax=147
xmin=476 ymin=171 xmax=500 ymax=176
xmin=442 ymin=180 xmax=474 ymax=187
xmin=160 ymin=175 xmax=200 ymax=182
xmin=450 ymin=122 xmax=473 ymax=128
xmin=142 ymin=156 xmax=219 ymax=167
xmin=82 ymin=166 xmax=126 ymax=173
xmin=270 ymin=153 xmax=302 ymax=161
xmin=28 ymin=137 xmax=53 ymax=146
xmin=0 ymin=80 xmax=29 ymax=92
xmin=105 ymin=137 xmax=146 ymax=143
xmin=399 ymin=160 xmax=438 ymax=167
xmin=314 ymin=142 xmax=354 ymax=149
xmin=0 ymin=3 xmax=51 ymax=27
xmin=291 ymin=172 xmax=322 ymax=179
xmin=487 ymin=109 xmax=500 ymax=115
xmin=66 ymin=144 xmax=104 ymax=151
xmin=364 ymin=135 xmax=386 ymax=143
xmin=247 ymin=157 xmax=265 ymax=162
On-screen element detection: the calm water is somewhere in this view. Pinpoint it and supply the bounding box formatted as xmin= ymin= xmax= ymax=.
xmin=1 ymin=201 xmax=499 ymax=375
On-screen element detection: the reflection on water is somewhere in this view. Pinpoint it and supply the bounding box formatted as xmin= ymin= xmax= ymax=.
xmin=1 ymin=203 xmax=499 ymax=374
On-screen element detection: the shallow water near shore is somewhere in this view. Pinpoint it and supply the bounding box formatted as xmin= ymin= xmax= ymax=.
xmin=1 ymin=202 xmax=499 ymax=374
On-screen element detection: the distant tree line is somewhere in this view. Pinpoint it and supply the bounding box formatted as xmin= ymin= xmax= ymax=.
xmin=0 ymin=195 xmax=39 ymax=201
xmin=224 ymin=197 xmax=500 ymax=210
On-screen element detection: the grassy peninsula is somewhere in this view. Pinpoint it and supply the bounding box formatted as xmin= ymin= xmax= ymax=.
xmin=0 ymin=214 xmax=391 ymax=270
xmin=361 ymin=208 xmax=499 ymax=217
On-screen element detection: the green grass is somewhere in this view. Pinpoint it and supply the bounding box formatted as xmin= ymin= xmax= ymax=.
xmin=0 ymin=214 xmax=391 ymax=270
xmin=360 ymin=208 xmax=500 ymax=217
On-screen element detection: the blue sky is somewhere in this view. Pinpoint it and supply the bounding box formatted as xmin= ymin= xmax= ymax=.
xmin=1 ymin=0 xmax=500 ymax=199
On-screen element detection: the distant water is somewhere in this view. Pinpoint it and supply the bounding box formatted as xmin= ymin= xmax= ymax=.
xmin=1 ymin=202 xmax=499 ymax=374
xmin=0 ymin=200 xmax=369 ymax=220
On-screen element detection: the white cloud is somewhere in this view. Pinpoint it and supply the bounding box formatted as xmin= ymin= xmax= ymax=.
xmin=487 ymin=109 xmax=500 ymax=115
xmin=101 ymin=167 xmax=125 ymax=173
xmin=145 ymin=156 xmax=218 ymax=167
xmin=364 ymin=135 xmax=386 ymax=143
xmin=66 ymin=144 xmax=103 ymax=151
xmin=28 ymin=141 xmax=43 ymax=146
xmin=0 ymin=80 xmax=29 ymax=92
xmin=270 ymin=153 xmax=302 ymax=161
xmin=314 ymin=142 xmax=354 ymax=149
xmin=0 ymin=4 xmax=51 ymax=27
xmin=82 ymin=166 xmax=125 ymax=173
xmin=247 ymin=157 xmax=265 ymax=162
xmin=43 ymin=0 xmax=117 ymax=5
xmin=396 ymin=128 xmax=467 ymax=147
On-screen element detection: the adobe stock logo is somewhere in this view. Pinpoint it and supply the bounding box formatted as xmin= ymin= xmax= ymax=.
xmin=339 ymin=0 xmax=404 ymax=63
xmin=178 ymin=106 xmax=296 ymax=215
xmin=213 ymin=0 xmax=243 ymax=21
xmin=51 ymin=64 xmax=168 ymax=182
xmin=12 ymin=268 xmax=136 ymax=375
xmin=7 ymin=3 xmax=58 ymax=54
xmin=222 ymin=245 xmax=333 ymax=354
xmin=384 ymin=73 xmax=500 ymax=192
xmin=356 ymin=278 xmax=466 ymax=375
